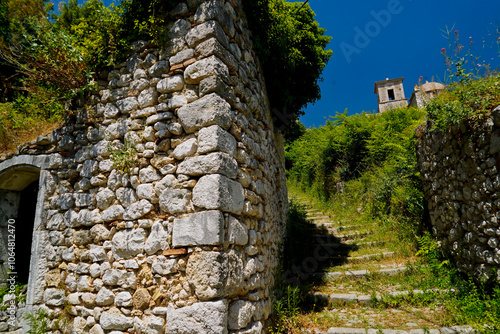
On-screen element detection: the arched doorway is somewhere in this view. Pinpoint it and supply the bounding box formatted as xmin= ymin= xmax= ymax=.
xmin=0 ymin=165 xmax=40 ymax=287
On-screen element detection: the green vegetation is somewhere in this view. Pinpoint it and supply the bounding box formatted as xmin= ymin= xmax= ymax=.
xmin=245 ymin=0 xmax=332 ymax=137
xmin=426 ymin=75 xmax=500 ymax=130
xmin=107 ymin=139 xmax=138 ymax=172
xmin=286 ymin=107 xmax=426 ymax=248
xmin=26 ymin=308 xmax=49 ymax=334
xmin=0 ymin=282 xmax=27 ymax=310
xmin=0 ymin=0 xmax=332 ymax=153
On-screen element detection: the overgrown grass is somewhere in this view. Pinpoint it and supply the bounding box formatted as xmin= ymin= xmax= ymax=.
xmin=426 ymin=74 xmax=500 ymax=130
xmin=0 ymin=100 xmax=62 ymax=153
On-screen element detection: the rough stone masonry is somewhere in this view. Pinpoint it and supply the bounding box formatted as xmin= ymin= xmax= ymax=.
xmin=416 ymin=106 xmax=500 ymax=283
xmin=0 ymin=0 xmax=288 ymax=333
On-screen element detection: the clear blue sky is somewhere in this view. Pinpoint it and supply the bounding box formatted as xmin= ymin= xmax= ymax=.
xmin=299 ymin=0 xmax=500 ymax=127
xmin=53 ymin=0 xmax=500 ymax=128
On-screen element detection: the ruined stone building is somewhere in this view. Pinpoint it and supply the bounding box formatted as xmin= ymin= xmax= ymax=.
xmin=0 ymin=1 xmax=288 ymax=333
xmin=375 ymin=77 xmax=445 ymax=112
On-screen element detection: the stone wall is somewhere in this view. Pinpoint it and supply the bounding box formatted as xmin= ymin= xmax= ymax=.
xmin=0 ymin=0 xmax=288 ymax=332
xmin=416 ymin=106 xmax=500 ymax=283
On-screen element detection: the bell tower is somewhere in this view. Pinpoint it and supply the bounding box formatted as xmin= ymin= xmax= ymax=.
xmin=374 ymin=77 xmax=408 ymax=113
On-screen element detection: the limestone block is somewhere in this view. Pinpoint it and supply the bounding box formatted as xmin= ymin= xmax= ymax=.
xmin=112 ymin=228 xmax=146 ymax=259
xmin=57 ymin=193 xmax=74 ymax=210
xmin=172 ymin=210 xmax=224 ymax=247
xmin=100 ymin=308 xmax=133 ymax=331
xmin=102 ymin=269 xmax=126 ymax=285
xmin=138 ymin=87 xmax=158 ymax=108
xmin=77 ymin=275 xmax=92 ymax=292
xmin=81 ymin=160 xmax=99 ymax=178
xmin=123 ymin=199 xmax=153 ymax=220
xmin=115 ymin=291 xmax=133 ymax=307
xmin=184 ymin=55 xmax=229 ymax=84
xmin=157 ymin=75 xmax=184 ymax=93
xmin=194 ymin=1 xmax=235 ymax=38
xmin=168 ymin=94 xmax=188 ymax=109
xmin=96 ymin=188 xmax=116 ymax=210
xmin=196 ymin=38 xmax=238 ymax=73
xmin=131 ymin=78 xmax=149 ymax=91
xmin=170 ymin=49 xmax=195 ymax=65
xmin=178 ymin=152 xmax=237 ymax=179
xmin=155 ymin=175 xmax=179 ymax=196
xmin=185 ymin=20 xmax=229 ymax=49
xmin=146 ymin=111 xmax=174 ymax=125
xmin=139 ymin=166 xmax=162 ymax=183
xmin=119 ymin=271 xmax=138 ymax=289
xmin=168 ymin=19 xmax=191 ymax=39
xmin=108 ymin=170 xmax=124 ymax=190
xmin=228 ymin=215 xmax=248 ymax=245
xmin=193 ymin=174 xmax=244 ymax=214
xmin=168 ymin=122 xmax=183 ymax=135
xmin=90 ymin=224 xmax=110 ymax=242
xmin=167 ymin=300 xmax=228 ymax=334
xmin=159 ymin=188 xmax=191 ymax=214
xmin=116 ymin=97 xmax=139 ymax=113
xmin=145 ymin=221 xmax=169 ymax=255
xmin=79 ymin=209 xmax=102 ymax=226
xmin=148 ymin=60 xmax=169 ymax=77
xmin=73 ymin=230 xmax=92 ymax=246
xmin=173 ymin=138 xmax=198 ymax=160
xmin=232 ymin=321 xmax=263 ymax=334
xmin=152 ymin=257 xmax=178 ymax=275
xmin=101 ymin=205 xmax=124 ymax=222
xmin=44 ymin=288 xmax=66 ymax=306
xmin=89 ymin=245 xmax=107 ymax=262
xmin=116 ymin=187 xmax=139 ymax=207
xmin=177 ymin=93 xmax=233 ymax=133
xmin=228 ymin=300 xmax=255 ymax=330
xmin=133 ymin=288 xmax=151 ymax=310
xmin=136 ymin=183 xmax=158 ymax=203
xmin=186 ymin=250 xmax=244 ymax=299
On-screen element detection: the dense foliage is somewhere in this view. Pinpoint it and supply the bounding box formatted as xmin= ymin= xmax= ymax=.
xmin=426 ymin=74 xmax=500 ymax=130
xmin=245 ymin=0 xmax=332 ymax=137
xmin=286 ymin=107 xmax=427 ymax=244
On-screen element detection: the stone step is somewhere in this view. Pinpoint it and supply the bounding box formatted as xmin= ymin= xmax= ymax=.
xmin=307 ymin=288 xmax=455 ymax=307
xmin=304 ymin=251 xmax=396 ymax=264
xmin=308 ymin=325 xmax=475 ymax=334
xmin=308 ymin=215 xmax=331 ymax=221
xmin=312 ymin=267 xmax=407 ymax=280
xmin=313 ymin=231 xmax=372 ymax=240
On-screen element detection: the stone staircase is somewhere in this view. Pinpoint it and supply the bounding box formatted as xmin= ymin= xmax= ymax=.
xmin=289 ymin=197 xmax=476 ymax=334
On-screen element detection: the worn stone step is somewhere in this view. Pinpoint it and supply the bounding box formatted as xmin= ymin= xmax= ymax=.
xmin=308 ymin=215 xmax=331 ymax=221
xmin=312 ymin=267 xmax=407 ymax=281
xmin=313 ymin=231 xmax=373 ymax=240
xmin=308 ymin=326 xmax=475 ymax=334
xmin=307 ymin=288 xmax=455 ymax=307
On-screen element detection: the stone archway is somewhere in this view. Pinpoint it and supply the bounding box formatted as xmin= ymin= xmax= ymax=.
xmin=0 ymin=155 xmax=53 ymax=306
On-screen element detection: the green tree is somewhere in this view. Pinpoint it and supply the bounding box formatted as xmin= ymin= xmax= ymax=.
xmin=245 ymin=0 xmax=332 ymax=137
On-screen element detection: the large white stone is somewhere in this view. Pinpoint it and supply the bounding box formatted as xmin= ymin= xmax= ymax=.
xmin=177 ymin=93 xmax=233 ymax=133
xmin=139 ymin=166 xmax=162 ymax=183
xmin=145 ymin=221 xmax=169 ymax=255
xmin=228 ymin=215 xmax=248 ymax=245
xmin=116 ymin=97 xmax=139 ymax=113
xmin=136 ymin=183 xmax=158 ymax=203
xmin=186 ymin=250 xmax=244 ymax=300
xmin=172 ymin=210 xmax=224 ymax=247
xmin=152 ymin=257 xmax=178 ymax=275
xmin=167 ymin=300 xmax=228 ymax=334
xmin=172 ymin=138 xmax=198 ymax=160
xmin=184 ymin=55 xmax=229 ymax=84
xmin=159 ymin=189 xmax=191 ymax=214
xmin=101 ymin=205 xmax=124 ymax=222
xmin=157 ymin=75 xmax=184 ymax=93
xmin=138 ymin=87 xmax=158 ymax=108
xmin=96 ymin=287 xmax=115 ymax=306
xmin=185 ymin=20 xmax=229 ymax=49
xmin=123 ymin=199 xmax=153 ymax=220
xmin=177 ymin=152 xmax=238 ymax=179
xmin=198 ymin=125 xmax=236 ymax=156
xmin=228 ymin=300 xmax=255 ymax=330
xmin=96 ymin=188 xmax=115 ymax=210
xmin=100 ymin=308 xmax=133 ymax=331
xmin=112 ymin=228 xmax=146 ymax=259
xmin=115 ymin=291 xmax=133 ymax=307
xmin=192 ymin=174 xmax=244 ymax=214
